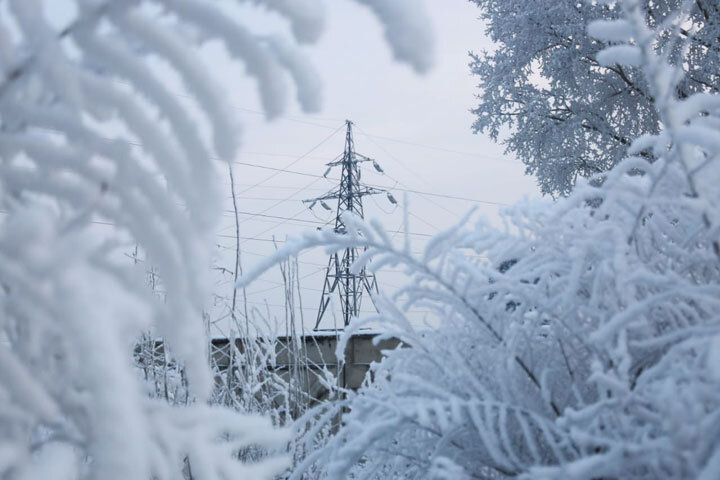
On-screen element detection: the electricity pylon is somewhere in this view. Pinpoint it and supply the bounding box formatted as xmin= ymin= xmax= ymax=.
xmin=305 ymin=120 xmax=395 ymax=330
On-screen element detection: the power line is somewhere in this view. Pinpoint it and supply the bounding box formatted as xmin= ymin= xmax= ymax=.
xmin=111 ymin=78 xmax=346 ymax=128
xmin=222 ymin=127 xmax=343 ymax=251
xmin=217 ymin=233 xmax=286 ymax=243
xmin=243 ymin=299 xmax=378 ymax=315
xmin=0 ymin=209 xmax=434 ymax=241
xmin=237 ymin=177 xmax=325 ymax=224
xmin=223 ymin=195 xmax=321 ymax=202
xmin=221 ymin=159 xmax=510 ymax=206
xmin=238 ymin=206 xmax=314 ymax=245
xmin=235 ymin=160 xmax=509 ymax=206
xmin=231 ymin=151 xmax=335 ymax=161
xmin=224 ymin=183 xmax=329 ymax=192
xmin=229 ymin=128 xmax=344 ymax=229
xmin=234 ymin=124 xmax=344 ymax=196
xmin=229 ymin=211 xmax=433 ymax=237
xmin=379 ymin=185 xmax=509 ymax=206
xmin=218 ymin=245 xmax=330 ymax=269
xmin=33 ymin=126 xmax=509 ymax=207
xmin=217 ymin=214 xmax=326 ymax=232
xmin=245 ymin=267 xmax=327 ymax=296
xmin=232 ymin=161 xmax=323 ymax=179
xmin=234 ymin=211 xmax=324 ymax=225
xmin=357 ymin=123 xmax=511 ymax=208
xmin=355 ymin=131 xmax=521 ymax=164
xmin=114 ymin=78 xmax=518 ymax=165
xmin=231 ymin=247 xmax=455 ymax=272
xmin=217 ymin=233 xmax=487 ymax=261
xmin=355 ymin=124 xmax=464 ymax=219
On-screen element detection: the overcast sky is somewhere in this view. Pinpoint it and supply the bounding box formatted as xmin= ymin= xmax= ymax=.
xmin=187 ymin=0 xmax=542 ymax=334
xmin=43 ymin=0 xmax=541 ymax=333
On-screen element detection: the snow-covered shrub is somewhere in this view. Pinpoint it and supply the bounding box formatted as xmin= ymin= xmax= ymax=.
xmin=211 ymin=251 xmax=348 ymax=471
xmin=0 ymin=1 xmax=433 ymax=479
xmin=240 ymin=1 xmax=720 ymax=478
xmin=469 ymin=0 xmax=720 ymax=196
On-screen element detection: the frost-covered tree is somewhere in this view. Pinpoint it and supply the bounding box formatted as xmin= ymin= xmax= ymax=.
xmin=0 ymin=0 xmax=432 ymax=478
xmin=470 ymin=0 xmax=720 ymax=196
xmin=241 ymin=1 xmax=720 ymax=477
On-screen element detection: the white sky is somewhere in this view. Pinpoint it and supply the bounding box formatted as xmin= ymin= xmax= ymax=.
xmin=42 ymin=0 xmax=541 ymax=334
xmin=198 ymin=0 xmax=540 ymax=334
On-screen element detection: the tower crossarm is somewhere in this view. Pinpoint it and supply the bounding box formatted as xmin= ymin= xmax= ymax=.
xmin=304 ymin=186 xmax=385 ymax=204
xmin=325 ymin=152 xmax=375 ymax=167
xmin=302 ymin=190 xmax=341 ymax=204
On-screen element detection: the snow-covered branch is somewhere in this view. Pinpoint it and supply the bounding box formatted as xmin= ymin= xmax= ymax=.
xmin=0 ymin=0 xmax=434 ymax=478
xmin=241 ymin=1 xmax=720 ymax=477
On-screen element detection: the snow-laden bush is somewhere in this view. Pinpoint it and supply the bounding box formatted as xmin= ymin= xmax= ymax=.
xmin=240 ymin=1 xmax=720 ymax=478
xmin=0 ymin=1 xmax=432 ymax=478
xmin=470 ymin=0 xmax=720 ymax=196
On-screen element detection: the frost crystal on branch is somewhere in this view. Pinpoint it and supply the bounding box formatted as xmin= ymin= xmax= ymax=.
xmin=469 ymin=0 xmax=720 ymax=196
xmin=0 ymin=0 xmax=434 ymax=478
xmin=242 ymin=2 xmax=720 ymax=477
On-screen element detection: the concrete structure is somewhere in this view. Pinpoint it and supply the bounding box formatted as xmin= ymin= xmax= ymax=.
xmin=210 ymin=331 xmax=400 ymax=406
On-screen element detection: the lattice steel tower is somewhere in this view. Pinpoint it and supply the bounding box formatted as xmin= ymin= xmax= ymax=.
xmin=306 ymin=120 xmax=393 ymax=330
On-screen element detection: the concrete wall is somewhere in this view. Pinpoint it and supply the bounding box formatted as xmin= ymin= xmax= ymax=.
xmin=210 ymin=332 xmax=400 ymax=406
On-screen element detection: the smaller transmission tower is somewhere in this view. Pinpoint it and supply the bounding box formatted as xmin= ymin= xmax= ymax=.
xmin=305 ymin=120 xmax=395 ymax=330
